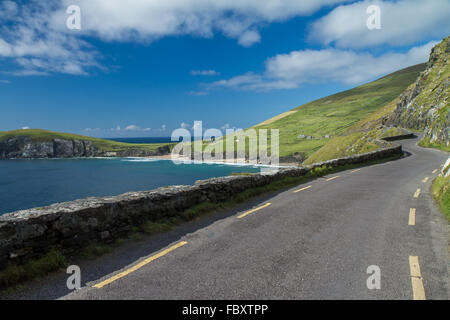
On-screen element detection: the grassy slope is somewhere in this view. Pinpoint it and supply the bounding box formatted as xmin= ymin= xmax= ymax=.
xmin=432 ymin=162 xmax=450 ymax=221
xmin=252 ymin=64 xmax=426 ymax=159
xmin=303 ymin=98 xmax=403 ymax=164
xmin=0 ymin=129 xmax=172 ymax=153
xmin=200 ymin=64 xmax=425 ymax=162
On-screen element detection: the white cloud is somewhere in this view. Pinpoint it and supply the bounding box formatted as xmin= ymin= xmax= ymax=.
xmin=0 ymin=0 xmax=350 ymax=75
xmin=91 ymin=125 xmax=152 ymax=133
xmin=0 ymin=39 xmax=13 ymax=56
xmin=161 ymin=124 xmax=167 ymax=131
xmin=64 ymin=0 xmax=349 ymax=45
xmin=238 ymin=30 xmax=261 ymax=47
xmin=187 ymin=90 xmax=209 ymax=96
xmin=1 ymin=0 xmax=442 ymax=78
xmin=0 ymin=1 xmax=100 ymax=76
xmin=22 ymin=126 xmax=30 ymax=130
xmin=212 ymin=72 xmax=297 ymax=91
xmin=309 ymin=0 xmax=450 ymax=48
xmin=124 ymin=124 xmax=140 ymax=131
xmin=191 ymin=70 xmax=219 ymax=76
xmin=211 ymin=41 xmax=437 ymax=90
xmin=0 ymin=79 xmax=10 ymax=84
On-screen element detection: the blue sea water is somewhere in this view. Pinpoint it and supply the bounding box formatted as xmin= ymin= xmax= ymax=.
xmin=0 ymin=158 xmax=261 ymax=215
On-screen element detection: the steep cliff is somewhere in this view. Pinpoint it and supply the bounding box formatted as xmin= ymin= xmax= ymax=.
xmin=0 ymin=129 xmax=172 ymax=159
xmin=388 ymin=36 xmax=449 ymax=149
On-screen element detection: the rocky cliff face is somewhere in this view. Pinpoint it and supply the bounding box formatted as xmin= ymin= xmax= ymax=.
xmin=387 ymin=36 xmax=449 ymax=147
xmin=0 ymin=136 xmax=170 ymax=159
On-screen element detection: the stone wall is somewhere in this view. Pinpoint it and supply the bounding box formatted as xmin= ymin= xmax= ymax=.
xmin=0 ymin=145 xmax=402 ymax=268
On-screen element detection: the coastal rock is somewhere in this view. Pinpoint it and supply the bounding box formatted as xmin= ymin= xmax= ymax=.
xmin=0 ymin=137 xmax=171 ymax=159
xmin=279 ymin=152 xmax=305 ymax=164
xmin=73 ymin=140 xmax=85 ymax=156
xmin=54 ymin=139 xmax=74 ymax=157
xmin=387 ymin=36 xmax=449 ymax=147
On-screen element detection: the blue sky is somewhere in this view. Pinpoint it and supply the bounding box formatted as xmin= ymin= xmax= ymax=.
xmin=0 ymin=0 xmax=449 ymax=137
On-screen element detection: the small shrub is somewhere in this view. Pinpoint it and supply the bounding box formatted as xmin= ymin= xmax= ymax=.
xmin=79 ymin=243 xmax=112 ymax=260
xmin=182 ymin=202 xmax=217 ymax=221
xmin=0 ymin=249 xmax=67 ymax=290
xmin=140 ymin=220 xmax=173 ymax=234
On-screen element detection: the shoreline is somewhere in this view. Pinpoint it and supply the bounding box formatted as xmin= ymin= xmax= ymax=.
xmin=137 ymin=154 xmax=297 ymax=168
xmin=1 ymin=154 xmax=297 ymax=168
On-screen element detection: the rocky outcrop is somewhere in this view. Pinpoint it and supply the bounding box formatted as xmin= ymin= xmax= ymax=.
xmin=387 ymin=36 xmax=449 ymax=147
xmin=0 ymin=136 xmax=171 ymax=159
xmin=0 ymin=144 xmax=402 ymax=268
xmin=279 ymin=152 xmax=305 ymax=164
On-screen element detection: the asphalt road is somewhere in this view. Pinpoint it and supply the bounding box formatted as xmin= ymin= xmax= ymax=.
xmin=5 ymin=137 xmax=449 ymax=300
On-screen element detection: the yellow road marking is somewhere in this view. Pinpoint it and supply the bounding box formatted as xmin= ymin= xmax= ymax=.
xmin=237 ymin=203 xmax=271 ymax=219
xmin=326 ymin=176 xmax=340 ymax=181
xmin=93 ymin=241 xmax=188 ymax=289
xmin=293 ymin=185 xmax=312 ymax=193
xmin=409 ymin=256 xmax=426 ymax=300
xmin=413 ymin=188 xmax=421 ymax=198
xmin=432 ymin=169 xmax=438 ymax=174
xmin=422 ymin=177 xmax=429 ymax=183
xmin=408 ymin=208 xmax=416 ymax=226
xmin=351 ymin=169 xmax=361 ymax=173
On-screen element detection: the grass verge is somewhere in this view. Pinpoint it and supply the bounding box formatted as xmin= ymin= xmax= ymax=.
xmin=418 ymin=137 xmax=450 ymax=153
xmin=432 ymin=175 xmax=450 ymax=221
xmin=0 ymin=249 xmax=67 ymax=293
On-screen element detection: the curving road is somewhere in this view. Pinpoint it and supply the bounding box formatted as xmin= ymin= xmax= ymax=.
xmin=6 ymin=137 xmax=449 ymax=300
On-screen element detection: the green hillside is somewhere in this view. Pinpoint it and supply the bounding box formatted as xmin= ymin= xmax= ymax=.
xmin=303 ymin=98 xmax=404 ymax=164
xmin=252 ymin=63 xmax=426 ymax=160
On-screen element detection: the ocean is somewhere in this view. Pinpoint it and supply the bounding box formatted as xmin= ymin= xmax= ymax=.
xmin=0 ymin=157 xmax=261 ymax=215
